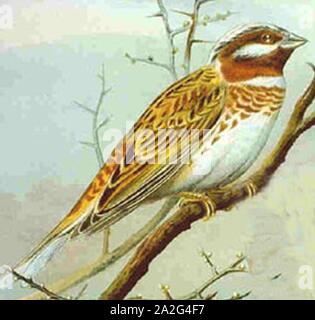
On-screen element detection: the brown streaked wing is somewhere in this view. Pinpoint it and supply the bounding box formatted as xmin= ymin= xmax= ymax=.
xmin=73 ymin=65 xmax=226 ymax=236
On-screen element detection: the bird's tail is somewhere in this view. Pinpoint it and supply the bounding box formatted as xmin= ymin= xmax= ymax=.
xmin=0 ymin=224 xmax=71 ymax=290
xmin=15 ymin=234 xmax=69 ymax=278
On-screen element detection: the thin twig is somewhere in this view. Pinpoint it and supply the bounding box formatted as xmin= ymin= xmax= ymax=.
xmin=128 ymin=0 xmax=178 ymax=80
xmin=171 ymin=25 xmax=191 ymax=38
xmin=271 ymin=273 xmax=282 ymax=281
xmin=171 ymin=10 xmax=236 ymax=38
xmin=73 ymin=101 xmax=96 ymax=115
xmin=178 ymin=256 xmax=247 ymax=300
xmin=204 ymin=291 xmax=218 ymax=300
xmin=92 ymin=64 xmax=110 ymax=167
xmin=79 ymin=141 xmax=95 ymax=149
xmin=74 ymin=284 xmax=88 ymax=300
xmin=126 ymin=254 xmax=249 ymax=300
xmin=160 ymin=284 xmax=173 ymax=300
xmin=74 ymin=64 xmax=111 ymax=167
xmin=12 ymin=269 xmax=68 ymax=300
xmin=229 ymin=291 xmax=252 ymax=300
xmin=97 ymin=118 xmax=111 ymax=132
xmin=183 ymin=0 xmax=213 ymax=75
xmin=125 ymin=53 xmax=172 ymax=74
xmin=200 ymin=251 xmax=219 ymax=275
xmin=155 ymin=0 xmax=178 ymax=80
xmin=127 ymin=0 xmax=234 ymax=80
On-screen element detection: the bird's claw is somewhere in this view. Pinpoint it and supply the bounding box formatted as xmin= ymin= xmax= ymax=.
xmin=245 ymin=180 xmax=258 ymax=198
xmin=179 ymin=192 xmax=216 ymax=221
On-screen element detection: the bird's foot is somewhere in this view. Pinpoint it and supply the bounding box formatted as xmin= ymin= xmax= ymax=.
xmin=179 ymin=192 xmax=216 ymax=221
xmin=245 ymin=180 xmax=258 ymax=198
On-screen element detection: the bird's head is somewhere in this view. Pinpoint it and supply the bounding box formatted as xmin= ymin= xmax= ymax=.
xmin=209 ymin=23 xmax=308 ymax=83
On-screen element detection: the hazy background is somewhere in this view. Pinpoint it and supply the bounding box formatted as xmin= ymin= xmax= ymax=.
xmin=0 ymin=0 xmax=314 ymax=299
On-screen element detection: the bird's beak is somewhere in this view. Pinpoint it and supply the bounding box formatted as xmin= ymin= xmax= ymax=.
xmin=281 ymin=32 xmax=308 ymax=49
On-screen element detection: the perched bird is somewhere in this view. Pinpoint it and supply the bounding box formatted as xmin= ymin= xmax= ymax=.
xmin=10 ymin=23 xmax=308 ymax=279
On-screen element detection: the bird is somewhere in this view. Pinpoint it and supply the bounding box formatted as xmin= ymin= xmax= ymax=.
xmin=7 ymin=23 xmax=308 ymax=280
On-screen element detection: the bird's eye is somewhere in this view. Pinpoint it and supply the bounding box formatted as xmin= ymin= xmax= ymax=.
xmin=261 ymin=33 xmax=273 ymax=44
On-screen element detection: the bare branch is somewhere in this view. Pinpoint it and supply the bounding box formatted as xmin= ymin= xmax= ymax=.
xmin=126 ymin=254 xmax=249 ymax=300
xmin=271 ymin=273 xmax=282 ymax=281
xmin=125 ymin=53 xmax=172 ymax=74
xmin=155 ymin=0 xmax=178 ymax=80
xmin=79 ymin=141 xmax=95 ymax=149
xmin=96 ymin=117 xmax=111 ymax=132
xmin=171 ymin=25 xmax=191 ymax=38
xmin=204 ymin=291 xmax=218 ymax=300
xmin=75 ymin=64 xmax=111 ymax=168
xmin=74 ymin=101 xmax=96 ymax=115
xmin=171 ymin=10 xmax=236 ymax=39
xmin=229 ymin=291 xmax=251 ymax=300
xmin=183 ymin=0 xmax=213 ymax=74
xmin=129 ymin=2 xmax=235 ymax=80
xmin=147 ymin=12 xmax=163 ymax=18
xmin=208 ymin=10 xmax=238 ymax=23
xmin=74 ymin=284 xmax=88 ymax=300
xmin=159 ymin=284 xmax=173 ymax=300
xmin=200 ymin=251 xmax=219 ymax=276
xmin=92 ymin=64 xmax=110 ymax=167
xmin=192 ymin=39 xmax=214 ymax=44
xmin=171 ymin=9 xmax=193 ymax=18
xmin=12 ymin=269 xmax=68 ymax=300
xmin=13 ymin=270 xmax=89 ymax=300
xmin=178 ymin=256 xmax=247 ymax=300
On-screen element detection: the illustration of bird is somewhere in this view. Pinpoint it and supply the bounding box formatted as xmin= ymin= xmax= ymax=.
xmin=10 ymin=23 xmax=308 ymax=279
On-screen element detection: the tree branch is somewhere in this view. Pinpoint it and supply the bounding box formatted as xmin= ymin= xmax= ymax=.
xmin=73 ymin=101 xmax=96 ymax=115
xmin=127 ymin=1 xmax=234 ymax=80
xmin=128 ymin=0 xmax=178 ymax=80
xmin=93 ymin=64 xmax=111 ymax=167
xmin=12 ymin=269 xmax=68 ymax=300
xmin=126 ymin=253 xmax=249 ymax=300
xmin=183 ymin=0 xmax=213 ymax=75
xmin=155 ymin=0 xmax=178 ymax=80
xmin=125 ymin=53 xmax=172 ymax=74
xmin=178 ymin=254 xmax=247 ymax=300
xmin=99 ymin=64 xmax=315 ymax=300
xmin=75 ymin=63 xmax=111 ymax=167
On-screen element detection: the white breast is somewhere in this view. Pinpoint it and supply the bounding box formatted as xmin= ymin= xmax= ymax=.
xmin=165 ymin=77 xmax=285 ymax=194
xmin=188 ymin=111 xmax=279 ymax=189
